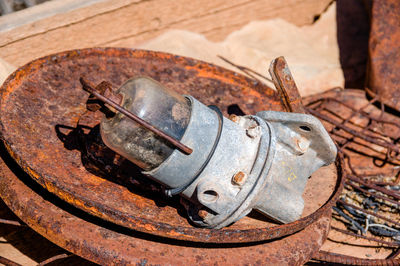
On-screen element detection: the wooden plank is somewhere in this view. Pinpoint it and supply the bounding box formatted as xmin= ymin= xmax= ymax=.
xmin=0 ymin=0 xmax=107 ymax=32
xmin=0 ymin=0 xmax=137 ymax=45
xmin=0 ymin=0 xmax=332 ymax=67
xmin=106 ymin=0 xmax=333 ymax=46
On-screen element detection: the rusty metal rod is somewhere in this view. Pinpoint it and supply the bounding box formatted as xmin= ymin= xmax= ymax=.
xmin=324 ymin=97 xmax=400 ymax=129
xmin=315 ymin=97 xmax=400 ymax=160
xmin=80 ymin=77 xmax=193 ymax=155
xmin=0 ymin=256 xmax=22 ymax=266
xmin=314 ymin=250 xmax=400 ymax=265
xmin=343 ymin=153 xmax=374 ymax=178
xmin=347 ymin=175 xmax=400 ymax=200
xmin=321 ymin=107 xmax=371 ymax=131
xmin=345 ymin=180 xmax=400 ymax=207
xmin=338 ymin=199 xmax=400 ymax=227
xmin=373 ymin=180 xmax=400 ymax=187
xmin=388 ymin=248 xmax=400 ymax=259
xmin=344 ymin=152 xmax=400 ymax=185
xmin=217 ymin=55 xmax=273 ymax=83
xmin=319 ymin=98 xmax=396 ymax=151
xmin=38 ymin=254 xmax=71 ymax=265
xmin=269 ymin=56 xmax=305 ymax=113
xmin=0 ymin=218 xmax=24 ymax=226
xmin=332 ymin=132 xmax=391 ymax=161
xmin=331 ymin=226 xmax=399 ymax=247
xmin=307 ymin=91 xmax=400 ymax=264
xmin=320 ymin=104 xmax=397 ymax=145
xmin=307 ymin=107 xmax=400 ymax=153
xmin=310 ymin=106 xmax=397 ymax=151
xmin=308 ymin=96 xmax=394 ymax=127
xmin=330 ymin=96 xmax=378 ymax=133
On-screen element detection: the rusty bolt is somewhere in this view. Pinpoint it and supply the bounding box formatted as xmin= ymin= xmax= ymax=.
xmin=198 ymin=209 xmax=209 ymax=219
xmin=85 ymin=80 xmax=121 ymax=112
xmin=229 ymin=114 xmax=240 ymax=123
xmin=295 ymin=136 xmax=309 ymax=154
xmin=232 ymin=171 xmax=248 ymax=186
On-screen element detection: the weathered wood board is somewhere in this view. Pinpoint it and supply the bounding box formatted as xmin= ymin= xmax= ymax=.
xmin=0 ymin=0 xmax=332 ymax=67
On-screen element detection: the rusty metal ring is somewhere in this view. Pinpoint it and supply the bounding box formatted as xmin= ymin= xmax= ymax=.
xmin=0 ymin=48 xmax=344 ymax=243
xmin=0 ymin=140 xmax=333 ymax=264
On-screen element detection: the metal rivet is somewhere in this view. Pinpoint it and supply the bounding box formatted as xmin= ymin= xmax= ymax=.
xmin=232 ymin=171 xmax=247 ymax=186
xmin=229 ymin=114 xmax=240 ymax=123
xmin=295 ymin=136 xmax=309 ymax=153
xmin=198 ymin=209 xmax=209 ymax=219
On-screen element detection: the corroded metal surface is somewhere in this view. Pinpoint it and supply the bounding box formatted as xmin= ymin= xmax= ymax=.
xmin=304 ymin=89 xmax=400 ymax=265
xmin=0 ymin=48 xmax=343 ymax=243
xmin=269 ymin=56 xmax=305 ymax=113
xmin=314 ymin=250 xmax=400 ymax=265
xmin=304 ymin=88 xmax=400 ymax=177
xmin=0 ymin=144 xmax=333 ymax=265
xmin=367 ymin=0 xmax=400 ymax=112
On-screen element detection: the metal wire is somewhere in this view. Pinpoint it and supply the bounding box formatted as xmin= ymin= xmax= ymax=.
xmin=308 ymin=94 xmax=400 ymax=263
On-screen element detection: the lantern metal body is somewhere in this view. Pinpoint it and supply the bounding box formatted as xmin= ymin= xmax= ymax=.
xmin=100 ymin=76 xmax=337 ymax=228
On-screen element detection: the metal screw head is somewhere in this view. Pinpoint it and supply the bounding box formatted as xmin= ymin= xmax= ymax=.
xmin=198 ymin=209 xmax=209 ymax=219
xmin=295 ymin=136 xmax=310 ymax=154
xmin=232 ymin=171 xmax=248 ymax=186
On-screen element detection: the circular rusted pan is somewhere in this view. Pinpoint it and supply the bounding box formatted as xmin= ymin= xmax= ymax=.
xmin=0 ymin=48 xmax=343 ymax=243
xmin=0 ymin=145 xmax=332 ymax=265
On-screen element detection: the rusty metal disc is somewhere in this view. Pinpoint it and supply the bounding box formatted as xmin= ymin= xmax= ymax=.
xmin=0 ymin=143 xmax=333 ymax=265
xmin=0 ymin=48 xmax=343 ymax=243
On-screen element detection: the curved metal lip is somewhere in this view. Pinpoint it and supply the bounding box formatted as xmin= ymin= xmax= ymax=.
xmin=0 ymin=145 xmax=332 ymax=265
xmin=0 ymin=47 xmax=344 ymax=243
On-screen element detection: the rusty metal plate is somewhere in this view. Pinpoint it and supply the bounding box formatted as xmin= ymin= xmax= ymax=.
xmin=0 ymin=48 xmax=343 ymax=243
xmin=0 ymin=143 xmax=332 ymax=265
xmin=367 ymin=0 xmax=400 ymax=112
